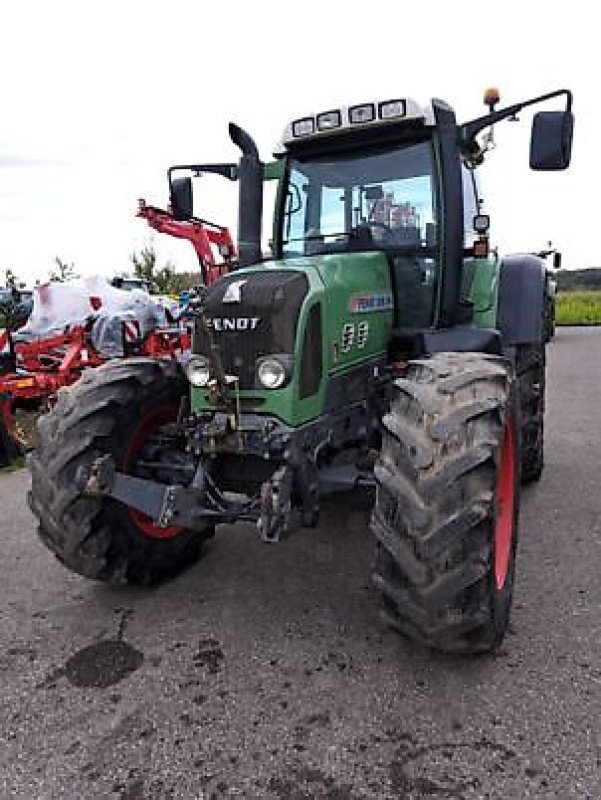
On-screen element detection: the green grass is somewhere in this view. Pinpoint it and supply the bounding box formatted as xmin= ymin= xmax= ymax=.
xmin=0 ymin=455 xmax=25 ymax=473
xmin=556 ymin=290 xmax=601 ymax=326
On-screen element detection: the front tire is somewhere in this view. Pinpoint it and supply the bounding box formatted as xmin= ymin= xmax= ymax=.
xmin=371 ymin=353 xmax=520 ymax=654
xmin=28 ymin=359 xmax=210 ymax=585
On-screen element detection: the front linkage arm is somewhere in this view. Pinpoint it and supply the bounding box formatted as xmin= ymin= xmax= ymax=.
xmin=82 ymin=455 xmax=257 ymax=529
xmin=81 ymin=394 xmax=379 ymax=542
xmin=82 ymin=454 xmax=304 ymax=542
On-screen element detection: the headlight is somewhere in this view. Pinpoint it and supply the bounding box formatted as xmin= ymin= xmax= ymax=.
xmin=186 ymin=356 xmax=210 ymax=387
xmin=257 ymin=358 xmax=286 ymax=389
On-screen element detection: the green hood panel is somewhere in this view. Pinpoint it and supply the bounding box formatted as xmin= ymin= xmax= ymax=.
xmin=191 ymin=252 xmax=394 ymax=426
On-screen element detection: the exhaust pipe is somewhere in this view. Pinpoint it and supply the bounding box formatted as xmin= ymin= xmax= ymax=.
xmin=229 ymin=123 xmax=263 ymax=268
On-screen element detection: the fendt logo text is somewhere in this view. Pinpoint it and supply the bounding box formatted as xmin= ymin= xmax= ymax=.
xmin=206 ymin=317 xmax=261 ymax=332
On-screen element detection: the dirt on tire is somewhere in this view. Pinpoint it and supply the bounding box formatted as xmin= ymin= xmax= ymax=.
xmin=28 ymin=358 xmax=209 ymax=585
xmin=517 ymin=343 xmax=545 ymax=483
xmin=371 ymin=352 xmax=520 ymax=654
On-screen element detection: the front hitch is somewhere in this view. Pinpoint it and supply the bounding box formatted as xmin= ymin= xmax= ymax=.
xmin=81 ymin=454 xmax=308 ymax=544
xmin=82 ymin=455 xmax=253 ymax=529
xmin=257 ymin=465 xmax=293 ymax=543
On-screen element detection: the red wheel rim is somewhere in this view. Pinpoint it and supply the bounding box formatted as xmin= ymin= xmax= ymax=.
xmin=122 ymin=404 xmax=184 ymax=540
xmin=494 ymin=422 xmax=516 ymax=590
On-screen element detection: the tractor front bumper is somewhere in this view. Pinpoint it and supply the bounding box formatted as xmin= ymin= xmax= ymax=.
xmin=81 ymin=452 xmax=298 ymax=543
xmin=82 ymin=454 xmax=259 ymax=529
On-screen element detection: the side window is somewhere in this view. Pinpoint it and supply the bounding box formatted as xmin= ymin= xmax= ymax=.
xmin=462 ymin=164 xmax=479 ymax=247
xmin=282 ymin=168 xmax=308 ymax=256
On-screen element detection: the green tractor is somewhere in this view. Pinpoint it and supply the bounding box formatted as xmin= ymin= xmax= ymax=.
xmin=535 ymin=244 xmax=562 ymax=343
xmin=28 ymin=88 xmax=574 ymax=654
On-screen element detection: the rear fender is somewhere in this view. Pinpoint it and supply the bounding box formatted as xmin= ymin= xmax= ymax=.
xmin=498 ymin=255 xmax=546 ymax=345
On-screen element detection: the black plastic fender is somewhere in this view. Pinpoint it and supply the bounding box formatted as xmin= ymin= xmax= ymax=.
xmin=498 ymin=255 xmax=546 ymax=345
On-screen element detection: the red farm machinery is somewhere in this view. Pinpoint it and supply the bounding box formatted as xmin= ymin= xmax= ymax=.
xmin=0 ymin=202 xmax=236 ymax=465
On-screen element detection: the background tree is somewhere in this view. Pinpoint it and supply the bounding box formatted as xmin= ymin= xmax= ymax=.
xmin=131 ymin=244 xmax=199 ymax=295
xmin=556 ymin=268 xmax=601 ymax=291
xmin=1 ymin=268 xmax=28 ymax=329
xmin=50 ymin=256 xmax=78 ymax=283
xmin=131 ymin=245 xmax=158 ymax=288
xmin=4 ymin=267 xmax=24 ymax=290
xmin=167 ymin=270 xmax=201 ymax=295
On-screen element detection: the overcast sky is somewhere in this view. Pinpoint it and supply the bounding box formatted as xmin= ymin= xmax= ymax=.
xmin=1 ymin=0 xmax=597 ymax=285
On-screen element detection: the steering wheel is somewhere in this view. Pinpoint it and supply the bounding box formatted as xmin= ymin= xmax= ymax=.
xmin=350 ymin=221 xmax=394 ymax=239
xmin=367 ymin=221 xmax=393 ymax=233
xmin=365 ymin=221 xmax=397 ymax=246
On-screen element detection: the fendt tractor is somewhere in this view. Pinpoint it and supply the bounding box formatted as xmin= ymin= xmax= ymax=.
xmin=28 ymin=88 xmax=574 ymax=654
xmin=536 ymin=244 xmax=562 ymax=343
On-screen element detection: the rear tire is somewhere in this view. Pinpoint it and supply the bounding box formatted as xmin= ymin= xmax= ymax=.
xmin=516 ymin=344 xmax=545 ymax=483
xmin=28 ymin=359 xmax=210 ymax=585
xmin=543 ymin=295 xmax=555 ymax=343
xmin=371 ymin=352 xmax=520 ymax=654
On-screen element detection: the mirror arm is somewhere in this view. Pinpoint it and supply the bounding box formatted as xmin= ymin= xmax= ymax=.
xmin=460 ymin=89 xmax=573 ymax=148
xmin=168 ymin=163 xmax=238 ymax=183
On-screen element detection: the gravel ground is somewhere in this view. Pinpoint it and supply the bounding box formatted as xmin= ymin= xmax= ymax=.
xmin=0 ymin=326 xmax=599 ymax=799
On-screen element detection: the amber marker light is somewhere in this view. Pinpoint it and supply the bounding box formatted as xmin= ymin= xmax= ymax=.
xmin=484 ymin=87 xmax=501 ymax=111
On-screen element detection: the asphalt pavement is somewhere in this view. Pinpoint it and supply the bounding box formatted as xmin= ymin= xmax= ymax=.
xmin=0 ymin=326 xmax=599 ymax=800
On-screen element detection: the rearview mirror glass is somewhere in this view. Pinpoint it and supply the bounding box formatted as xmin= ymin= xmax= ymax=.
xmin=553 ymin=251 xmax=562 ymax=270
xmin=530 ymin=110 xmax=574 ymax=171
xmin=170 ymin=176 xmax=194 ymax=220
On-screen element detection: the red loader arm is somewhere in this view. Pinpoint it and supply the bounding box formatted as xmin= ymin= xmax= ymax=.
xmin=137 ymin=199 xmax=237 ymax=286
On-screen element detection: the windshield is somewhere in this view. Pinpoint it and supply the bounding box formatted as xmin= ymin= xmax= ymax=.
xmin=281 ymin=140 xmax=438 ymax=257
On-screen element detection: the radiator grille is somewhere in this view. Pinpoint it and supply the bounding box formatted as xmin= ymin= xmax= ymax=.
xmin=193 ymin=270 xmax=308 ymax=389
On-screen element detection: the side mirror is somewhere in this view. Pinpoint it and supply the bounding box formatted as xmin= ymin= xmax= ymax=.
xmin=170 ymin=176 xmax=194 ymax=220
xmin=530 ymin=110 xmax=574 ymax=170
xmin=553 ymin=251 xmax=562 ymax=270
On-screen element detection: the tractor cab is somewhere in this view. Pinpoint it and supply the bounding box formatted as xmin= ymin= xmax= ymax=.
xmin=273 ymin=100 xmax=442 ymax=329
xmin=169 ymin=88 xmax=573 ymax=343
